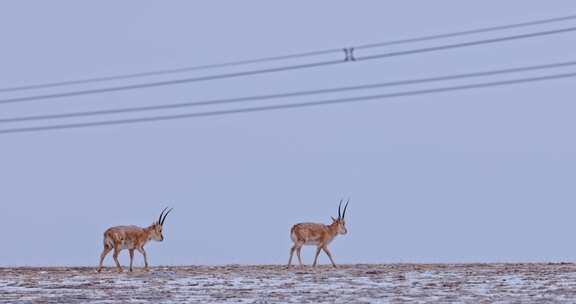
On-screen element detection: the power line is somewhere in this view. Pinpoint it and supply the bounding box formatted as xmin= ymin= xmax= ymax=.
xmin=1 ymin=13 xmax=575 ymax=94
xmin=0 ymin=59 xmax=339 ymax=105
xmin=1 ymin=60 xmax=575 ymax=124
xmin=354 ymin=13 xmax=576 ymax=49
xmin=1 ymin=26 xmax=575 ymax=106
xmin=1 ymin=71 xmax=573 ymax=135
xmin=357 ymin=27 xmax=576 ymax=62
xmin=0 ymin=49 xmax=340 ymax=94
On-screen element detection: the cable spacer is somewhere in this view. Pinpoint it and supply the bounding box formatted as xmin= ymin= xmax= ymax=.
xmin=343 ymin=47 xmax=356 ymax=62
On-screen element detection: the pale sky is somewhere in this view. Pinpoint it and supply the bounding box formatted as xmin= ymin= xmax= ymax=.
xmin=1 ymin=1 xmax=575 ymax=267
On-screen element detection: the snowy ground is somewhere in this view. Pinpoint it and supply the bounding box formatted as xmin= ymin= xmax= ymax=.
xmin=1 ymin=264 xmax=576 ymax=303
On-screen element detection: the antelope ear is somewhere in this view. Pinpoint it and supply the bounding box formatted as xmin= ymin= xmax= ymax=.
xmin=331 ymin=216 xmax=337 ymax=222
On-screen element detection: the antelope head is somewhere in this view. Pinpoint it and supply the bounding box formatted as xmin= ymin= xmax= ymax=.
xmin=331 ymin=199 xmax=349 ymax=235
xmin=151 ymin=207 xmax=172 ymax=241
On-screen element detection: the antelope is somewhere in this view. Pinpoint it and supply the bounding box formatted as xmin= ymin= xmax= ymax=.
xmin=97 ymin=208 xmax=173 ymax=273
xmin=288 ymin=199 xmax=349 ymax=269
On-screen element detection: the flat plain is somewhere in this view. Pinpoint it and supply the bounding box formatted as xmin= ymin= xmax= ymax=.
xmin=1 ymin=263 xmax=576 ymax=303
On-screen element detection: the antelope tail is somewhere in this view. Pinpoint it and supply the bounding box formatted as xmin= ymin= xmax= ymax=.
xmin=103 ymin=233 xmax=114 ymax=248
xmin=290 ymin=225 xmax=298 ymax=242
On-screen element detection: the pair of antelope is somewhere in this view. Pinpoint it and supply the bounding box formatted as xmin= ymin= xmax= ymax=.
xmin=97 ymin=200 xmax=349 ymax=272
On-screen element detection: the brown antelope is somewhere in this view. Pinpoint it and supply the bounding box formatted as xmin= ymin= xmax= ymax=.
xmin=288 ymin=199 xmax=349 ymax=268
xmin=97 ymin=208 xmax=172 ymax=273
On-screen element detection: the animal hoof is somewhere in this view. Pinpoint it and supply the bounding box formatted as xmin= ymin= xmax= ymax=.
xmin=143 ymin=268 xmax=150 ymax=272
xmin=116 ymin=268 xmax=123 ymax=273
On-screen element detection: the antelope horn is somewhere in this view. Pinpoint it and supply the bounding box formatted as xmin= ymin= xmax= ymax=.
xmin=158 ymin=207 xmax=168 ymax=224
xmin=343 ymin=198 xmax=350 ymax=219
xmin=161 ymin=208 xmax=173 ymax=225
xmin=338 ymin=199 xmax=343 ymax=219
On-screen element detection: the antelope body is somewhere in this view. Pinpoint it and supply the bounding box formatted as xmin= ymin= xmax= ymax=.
xmin=288 ymin=199 xmax=349 ymax=268
xmin=97 ymin=208 xmax=172 ymax=273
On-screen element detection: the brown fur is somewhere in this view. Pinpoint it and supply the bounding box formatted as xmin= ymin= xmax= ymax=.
xmin=97 ymin=222 xmax=165 ymax=273
xmin=288 ymin=217 xmax=347 ymax=268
